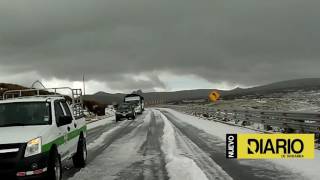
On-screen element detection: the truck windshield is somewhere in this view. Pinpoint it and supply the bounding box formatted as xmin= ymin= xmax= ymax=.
xmin=125 ymin=100 xmax=140 ymax=106
xmin=0 ymin=102 xmax=51 ymax=127
xmin=125 ymin=96 xmax=140 ymax=103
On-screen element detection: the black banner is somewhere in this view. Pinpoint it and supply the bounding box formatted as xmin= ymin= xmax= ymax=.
xmin=226 ymin=134 xmax=238 ymax=159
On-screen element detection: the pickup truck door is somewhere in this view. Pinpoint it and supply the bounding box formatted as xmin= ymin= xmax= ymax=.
xmin=54 ymin=101 xmax=72 ymax=159
xmin=60 ymin=101 xmax=78 ymax=155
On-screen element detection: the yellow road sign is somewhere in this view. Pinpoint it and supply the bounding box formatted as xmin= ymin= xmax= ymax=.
xmin=209 ymin=91 xmax=220 ymax=102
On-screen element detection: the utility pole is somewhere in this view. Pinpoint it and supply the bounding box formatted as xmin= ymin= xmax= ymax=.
xmin=83 ymin=73 xmax=86 ymax=95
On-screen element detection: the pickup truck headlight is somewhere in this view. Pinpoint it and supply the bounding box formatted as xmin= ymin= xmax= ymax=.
xmin=25 ymin=137 xmax=42 ymax=157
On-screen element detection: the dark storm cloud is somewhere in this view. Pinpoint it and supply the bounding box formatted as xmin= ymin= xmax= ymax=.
xmin=107 ymin=73 xmax=166 ymax=92
xmin=0 ymin=0 xmax=319 ymax=90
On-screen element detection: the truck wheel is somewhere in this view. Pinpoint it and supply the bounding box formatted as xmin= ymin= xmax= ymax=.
xmin=73 ymin=137 xmax=87 ymax=168
xmin=48 ymin=149 xmax=62 ymax=180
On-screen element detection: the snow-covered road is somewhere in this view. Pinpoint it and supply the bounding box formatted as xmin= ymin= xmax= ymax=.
xmin=63 ymin=109 xmax=319 ymax=180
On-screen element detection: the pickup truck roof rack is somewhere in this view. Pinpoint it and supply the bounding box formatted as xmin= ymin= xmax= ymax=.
xmin=3 ymin=87 xmax=84 ymax=118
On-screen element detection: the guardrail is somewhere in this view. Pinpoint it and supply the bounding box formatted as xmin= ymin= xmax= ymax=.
xmin=164 ymin=105 xmax=320 ymax=135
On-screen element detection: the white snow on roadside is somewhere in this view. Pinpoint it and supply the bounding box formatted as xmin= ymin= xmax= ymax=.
xmin=154 ymin=110 xmax=209 ymax=180
xmin=87 ymin=116 xmax=115 ymax=130
xmin=160 ymin=108 xmax=320 ymax=180
xmin=160 ymin=108 xmax=256 ymax=140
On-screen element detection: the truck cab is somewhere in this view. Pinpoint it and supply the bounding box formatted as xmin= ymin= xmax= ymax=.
xmin=124 ymin=94 xmax=145 ymax=114
xmin=0 ymin=88 xmax=87 ymax=180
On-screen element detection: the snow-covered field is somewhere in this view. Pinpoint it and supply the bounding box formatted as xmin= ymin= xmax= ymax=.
xmin=204 ymin=90 xmax=320 ymax=112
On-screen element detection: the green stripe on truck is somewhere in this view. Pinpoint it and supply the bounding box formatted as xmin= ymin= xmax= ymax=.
xmin=67 ymin=126 xmax=87 ymax=141
xmin=42 ymin=136 xmax=65 ymax=153
xmin=42 ymin=125 xmax=87 ymax=152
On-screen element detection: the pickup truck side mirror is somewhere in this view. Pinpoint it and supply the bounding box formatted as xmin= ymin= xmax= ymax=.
xmin=58 ymin=116 xmax=73 ymax=126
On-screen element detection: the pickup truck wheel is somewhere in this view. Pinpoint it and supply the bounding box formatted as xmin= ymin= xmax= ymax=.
xmin=73 ymin=137 xmax=87 ymax=168
xmin=48 ymin=149 xmax=62 ymax=180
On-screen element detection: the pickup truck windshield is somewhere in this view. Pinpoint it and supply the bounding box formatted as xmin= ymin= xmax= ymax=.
xmin=118 ymin=104 xmax=131 ymax=111
xmin=0 ymin=102 xmax=51 ymax=127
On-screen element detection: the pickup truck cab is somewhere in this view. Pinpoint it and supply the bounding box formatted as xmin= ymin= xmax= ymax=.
xmin=0 ymin=88 xmax=87 ymax=180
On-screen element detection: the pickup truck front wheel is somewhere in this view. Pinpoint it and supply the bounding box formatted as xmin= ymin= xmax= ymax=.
xmin=73 ymin=137 xmax=87 ymax=168
xmin=48 ymin=149 xmax=62 ymax=180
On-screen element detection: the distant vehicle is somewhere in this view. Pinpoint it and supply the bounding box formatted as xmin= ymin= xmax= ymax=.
xmin=0 ymin=88 xmax=87 ymax=180
xmin=124 ymin=94 xmax=145 ymax=114
xmin=115 ymin=103 xmax=136 ymax=122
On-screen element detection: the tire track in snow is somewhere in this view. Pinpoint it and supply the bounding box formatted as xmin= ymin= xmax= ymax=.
xmin=114 ymin=110 xmax=168 ymax=180
xmin=174 ymin=128 xmax=232 ymax=180
xmin=155 ymin=110 xmax=232 ymax=180
xmin=68 ymin=110 xmax=168 ymax=180
xmin=139 ymin=111 xmax=168 ymax=180
xmin=68 ymin=112 xmax=150 ymax=180
xmin=63 ymin=112 xmax=148 ymax=180
xmin=109 ymin=113 xmax=152 ymax=180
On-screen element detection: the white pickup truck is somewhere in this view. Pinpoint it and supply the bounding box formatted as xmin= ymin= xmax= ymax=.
xmin=0 ymin=88 xmax=87 ymax=180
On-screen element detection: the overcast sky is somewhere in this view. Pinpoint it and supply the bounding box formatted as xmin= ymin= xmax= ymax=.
xmin=0 ymin=0 xmax=319 ymax=94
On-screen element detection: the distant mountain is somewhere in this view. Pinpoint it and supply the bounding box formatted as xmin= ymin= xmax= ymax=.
xmin=84 ymin=92 xmax=124 ymax=105
xmin=223 ymin=78 xmax=320 ymax=98
xmin=0 ymin=83 xmax=27 ymax=91
xmin=250 ymin=78 xmax=320 ymax=91
xmin=1 ymin=78 xmax=320 ymax=105
xmin=83 ymin=89 xmax=221 ymax=105
xmin=83 ymin=78 xmax=320 ymax=104
xmin=0 ymin=83 xmax=28 ymax=98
